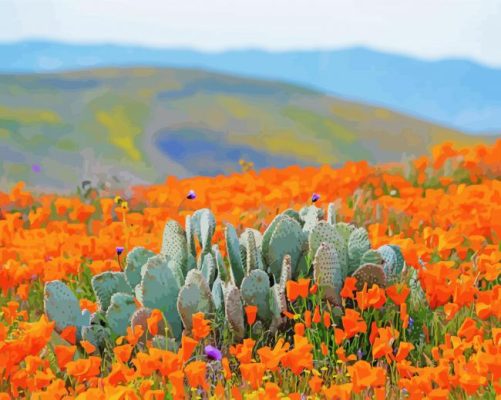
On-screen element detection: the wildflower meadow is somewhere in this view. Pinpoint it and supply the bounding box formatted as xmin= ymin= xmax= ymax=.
xmin=0 ymin=140 xmax=500 ymax=399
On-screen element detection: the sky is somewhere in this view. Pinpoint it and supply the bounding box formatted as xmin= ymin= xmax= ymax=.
xmin=1 ymin=0 xmax=501 ymax=67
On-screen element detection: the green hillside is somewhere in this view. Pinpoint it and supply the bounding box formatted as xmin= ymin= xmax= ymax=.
xmin=0 ymin=67 xmax=492 ymax=190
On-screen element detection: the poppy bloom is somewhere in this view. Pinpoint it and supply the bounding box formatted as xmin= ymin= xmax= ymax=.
xmin=245 ymin=305 xmax=258 ymax=326
xmin=186 ymin=190 xmax=197 ymax=200
xmin=192 ymin=312 xmax=211 ymax=340
xmin=311 ymin=193 xmax=320 ymax=202
xmin=204 ymin=345 xmax=222 ymax=361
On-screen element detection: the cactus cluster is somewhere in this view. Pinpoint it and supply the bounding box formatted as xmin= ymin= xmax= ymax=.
xmin=44 ymin=203 xmax=405 ymax=349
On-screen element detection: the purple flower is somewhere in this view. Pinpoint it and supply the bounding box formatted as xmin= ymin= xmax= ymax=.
xmin=408 ymin=317 xmax=414 ymax=330
xmin=357 ymin=349 xmax=364 ymax=359
xmin=186 ymin=190 xmax=197 ymax=200
xmin=116 ymin=246 xmax=124 ymax=256
xmin=32 ymin=164 xmax=41 ymax=173
xmin=204 ymin=345 xmax=222 ymax=361
xmin=311 ymin=193 xmax=320 ymax=203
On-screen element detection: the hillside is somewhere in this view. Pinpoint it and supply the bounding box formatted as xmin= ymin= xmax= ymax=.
xmin=0 ymin=67 xmax=492 ymax=190
xmin=2 ymin=41 xmax=501 ymax=132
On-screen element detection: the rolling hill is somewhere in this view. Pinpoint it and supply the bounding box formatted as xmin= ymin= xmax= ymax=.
xmin=2 ymin=41 xmax=501 ymax=133
xmin=0 ymin=67 xmax=493 ymax=191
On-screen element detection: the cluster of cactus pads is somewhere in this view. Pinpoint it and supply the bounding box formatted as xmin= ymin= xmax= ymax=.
xmin=44 ymin=203 xmax=405 ymax=349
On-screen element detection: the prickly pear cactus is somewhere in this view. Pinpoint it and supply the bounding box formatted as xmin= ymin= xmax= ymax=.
xmin=269 ymin=256 xmax=290 ymax=323
xmin=241 ymin=269 xmax=272 ymax=322
xmin=378 ymin=245 xmax=405 ymax=282
xmin=264 ymin=216 xmax=304 ymax=282
xmin=125 ymin=247 xmax=156 ymax=288
xmin=352 ymin=263 xmax=386 ymax=291
xmin=211 ymin=277 xmax=225 ymax=311
xmin=243 ymin=229 xmax=261 ymax=274
xmin=91 ymin=271 xmax=133 ymax=312
xmin=309 ymin=221 xmax=341 ymax=260
xmin=199 ymin=209 xmax=216 ymax=254
xmin=177 ymin=270 xmax=214 ymax=332
xmin=224 ymin=285 xmax=245 ymax=342
xmin=313 ymin=242 xmax=343 ymax=305
xmin=282 ymin=208 xmax=302 ymax=225
xmin=185 ymin=215 xmax=197 ymax=257
xmin=347 ymin=227 xmax=370 ymax=276
xmin=161 ymin=220 xmax=189 ymax=277
xmin=300 ymin=205 xmax=324 ymax=233
xmin=327 ymin=203 xmax=337 ymax=225
xmin=335 ymin=222 xmax=355 ymax=244
xmin=44 ymin=280 xmax=91 ymax=337
xmin=225 ymin=223 xmax=245 ymax=286
xmin=262 ymin=214 xmax=289 ymax=258
xmin=213 ymin=244 xmax=229 ymax=283
xmin=106 ymin=293 xmax=136 ymax=336
xmin=361 ymin=249 xmax=383 ymax=266
xmin=139 ymin=255 xmax=182 ymax=339
xmin=82 ymin=325 xmax=110 ymax=350
xmin=200 ymin=252 xmax=216 ymax=288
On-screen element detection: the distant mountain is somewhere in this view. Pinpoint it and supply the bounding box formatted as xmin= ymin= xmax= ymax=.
xmin=1 ymin=40 xmax=501 ymax=133
xmin=0 ymin=67 xmax=492 ymax=190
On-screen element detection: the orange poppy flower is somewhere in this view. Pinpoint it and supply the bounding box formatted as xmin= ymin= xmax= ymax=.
xmin=286 ymin=278 xmax=310 ymax=302
xmin=340 ymin=277 xmax=358 ymax=299
xmin=125 ymin=325 xmax=144 ymax=346
xmin=60 ymin=326 xmax=77 ymax=345
xmin=323 ymin=311 xmax=331 ymax=328
xmin=167 ymin=370 xmax=185 ymax=399
xmin=309 ymin=375 xmax=323 ymax=394
xmin=240 ymin=362 xmax=266 ymax=389
xmin=54 ymin=345 xmax=76 ymax=370
xmin=312 ymin=306 xmax=321 ymax=324
xmin=66 ymin=356 xmax=101 ymax=382
xmin=147 ymin=309 xmax=164 ymax=336
xmin=257 ymin=338 xmax=290 ymax=371
xmin=192 ymin=312 xmax=211 ymax=340
xmin=245 ymin=305 xmax=258 ymax=325
xmin=341 ymin=309 xmax=367 ymax=339
xmin=294 ymin=322 xmax=305 ymax=336
xmin=80 ymin=340 xmax=96 ymax=355
xmin=386 ymin=283 xmax=410 ymax=306
xmin=114 ymin=344 xmax=134 ymax=364
xmin=184 ymin=360 xmax=208 ymax=390
xmin=281 ymin=335 xmax=313 ymax=374
xmin=179 ymin=335 xmax=199 ymax=364
xmin=348 ymin=360 xmax=386 ymax=393
xmin=394 ymin=342 xmax=414 ymax=362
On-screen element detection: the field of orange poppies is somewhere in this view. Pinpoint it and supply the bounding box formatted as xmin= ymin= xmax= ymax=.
xmin=0 ymin=140 xmax=500 ymax=399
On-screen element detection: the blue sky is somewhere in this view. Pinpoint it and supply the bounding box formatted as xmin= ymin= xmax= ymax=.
xmin=1 ymin=0 xmax=501 ymax=66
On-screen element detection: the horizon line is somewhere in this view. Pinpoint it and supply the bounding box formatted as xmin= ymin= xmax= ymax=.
xmin=2 ymin=37 xmax=500 ymax=69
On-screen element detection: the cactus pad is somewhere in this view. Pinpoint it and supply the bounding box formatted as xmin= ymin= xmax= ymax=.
xmin=82 ymin=325 xmax=110 ymax=350
xmin=44 ymin=280 xmax=90 ymax=336
xmin=347 ymin=227 xmax=370 ymax=275
xmin=309 ymin=221 xmax=343 ymax=259
xmin=225 ymin=223 xmax=244 ymax=286
xmin=200 ymin=252 xmax=216 ymax=288
xmin=140 ymin=255 xmax=182 ymax=339
xmin=106 ymin=293 xmax=137 ymax=336
xmin=327 ymin=203 xmax=337 ymax=225
xmin=313 ymin=242 xmax=343 ymax=304
xmin=224 ymin=285 xmax=245 ymax=342
xmin=265 ymin=216 xmax=304 ymax=281
xmin=240 ymin=269 xmax=272 ymax=322
xmin=361 ymin=249 xmax=384 ymax=266
xmin=199 ymin=209 xmax=216 ymax=253
xmin=91 ymin=271 xmax=133 ymax=312
xmin=125 ymin=247 xmax=156 ymax=288
xmin=352 ymin=263 xmax=386 ymax=291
